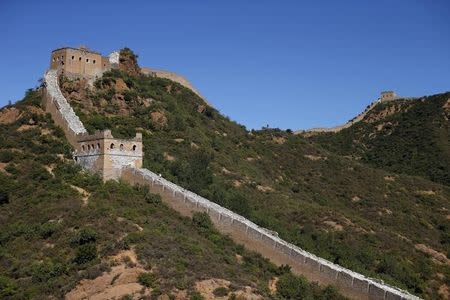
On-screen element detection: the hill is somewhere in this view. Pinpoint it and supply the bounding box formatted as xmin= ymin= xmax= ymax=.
xmin=0 ymin=92 xmax=344 ymax=299
xmin=308 ymin=94 xmax=450 ymax=186
xmin=57 ymin=49 xmax=450 ymax=299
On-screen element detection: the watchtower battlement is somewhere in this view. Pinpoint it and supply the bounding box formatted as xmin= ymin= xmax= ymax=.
xmin=49 ymin=46 xmax=119 ymax=80
xmin=380 ymin=91 xmax=398 ymax=102
xmin=74 ymin=130 xmax=143 ymax=181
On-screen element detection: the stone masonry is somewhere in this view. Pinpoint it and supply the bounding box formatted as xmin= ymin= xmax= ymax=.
xmin=42 ymin=47 xmax=420 ymax=299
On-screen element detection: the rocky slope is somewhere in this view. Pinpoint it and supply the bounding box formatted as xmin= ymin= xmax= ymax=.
xmin=57 ymin=49 xmax=450 ymax=299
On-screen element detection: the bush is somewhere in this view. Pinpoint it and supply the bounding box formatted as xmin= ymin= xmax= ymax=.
xmin=74 ymin=244 xmax=97 ymax=265
xmin=192 ymin=212 xmax=213 ymax=232
xmin=138 ymin=272 xmax=157 ymax=288
xmin=0 ymin=191 xmax=8 ymax=205
xmin=190 ymin=292 xmax=204 ymax=300
xmin=0 ymin=151 xmax=14 ymax=163
xmin=276 ymin=273 xmax=312 ymax=299
xmin=71 ymin=228 xmax=97 ymax=245
xmin=213 ymin=287 xmax=229 ymax=297
xmin=0 ymin=276 xmax=17 ymax=298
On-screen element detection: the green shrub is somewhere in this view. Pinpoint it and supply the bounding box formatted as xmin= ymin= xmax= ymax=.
xmin=190 ymin=292 xmax=204 ymax=300
xmin=0 ymin=276 xmax=17 ymax=298
xmin=71 ymin=228 xmax=97 ymax=245
xmin=192 ymin=212 xmax=213 ymax=232
xmin=138 ymin=272 xmax=157 ymax=288
xmin=276 ymin=273 xmax=312 ymax=299
xmin=213 ymin=287 xmax=229 ymax=297
xmin=0 ymin=151 xmax=14 ymax=163
xmin=74 ymin=244 xmax=97 ymax=265
xmin=0 ymin=191 xmax=8 ymax=205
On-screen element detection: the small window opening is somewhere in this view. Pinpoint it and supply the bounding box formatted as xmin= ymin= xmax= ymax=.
xmin=82 ymin=145 xmax=85 ymax=151
xmin=120 ymin=144 xmax=124 ymax=150
xmin=79 ymin=57 xmax=82 ymax=61
xmin=110 ymin=143 xmax=115 ymax=149
xmin=91 ymin=144 xmax=95 ymax=150
xmin=132 ymin=145 xmax=137 ymax=151
xmin=86 ymin=58 xmax=89 ymax=63
xmin=97 ymin=143 xmax=101 ymax=149
xmin=87 ymin=145 xmax=91 ymax=150
xmin=93 ymin=59 xmax=96 ymax=64
xmin=71 ymin=56 xmax=74 ymax=60
xmin=52 ymin=57 xmax=55 ymax=62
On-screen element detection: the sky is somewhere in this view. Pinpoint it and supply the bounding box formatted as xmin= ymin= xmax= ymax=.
xmin=0 ymin=0 xmax=449 ymax=130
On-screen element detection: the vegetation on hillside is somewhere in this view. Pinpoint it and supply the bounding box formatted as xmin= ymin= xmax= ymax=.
xmin=310 ymin=94 xmax=450 ymax=186
xmin=0 ymin=91 xmax=345 ymax=299
xmin=59 ymin=57 xmax=450 ymax=299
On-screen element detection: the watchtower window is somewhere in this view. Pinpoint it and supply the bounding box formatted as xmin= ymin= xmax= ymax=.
xmin=86 ymin=58 xmax=89 ymax=63
xmin=93 ymin=59 xmax=96 ymax=64
xmin=71 ymin=56 xmax=74 ymax=60
xmin=120 ymin=144 xmax=124 ymax=150
xmin=132 ymin=145 xmax=137 ymax=151
xmin=82 ymin=145 xmax=85 ymax=151
xmin=110 ymin=143 xmax=115 ymax=149
xmin=97 ymin=143 xmax=101 ymax=149
xmin=87 ymin=145 xmax=91 ymax=150
xmin=52 ymin=57 xmax=55 ymax=62
xmin=79 ymin=57 xmax=82 ymax=61
xmin=91 ymin=144 xmax=95 ymax=150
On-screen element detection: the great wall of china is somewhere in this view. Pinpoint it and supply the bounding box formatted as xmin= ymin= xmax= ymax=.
xmin=42 ymin=46 xmax=421 ymax=300
xmin=294 ymin=91 xmax=415 ymax=136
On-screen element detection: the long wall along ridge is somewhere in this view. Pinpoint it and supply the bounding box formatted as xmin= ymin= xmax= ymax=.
xmin=42 ymin=46 xmax=421 ymax=300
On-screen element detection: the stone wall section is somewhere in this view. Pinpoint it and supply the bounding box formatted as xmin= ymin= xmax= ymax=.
xmin=43 ymin=49 xmax=420 ymax=299
xmin=121 ymin=167 xmax=421 ymax=300
xmin=141 ymin=67 xmax=212 ymax=106
xmin=43 ymin=69 xmax=87 ymax=147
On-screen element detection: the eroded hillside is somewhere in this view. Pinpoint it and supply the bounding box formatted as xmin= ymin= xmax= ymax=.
xmin=0 ymin=91 xmax=344 ymax=299
xmin=58 ymin=51 xmax=450 ymax=299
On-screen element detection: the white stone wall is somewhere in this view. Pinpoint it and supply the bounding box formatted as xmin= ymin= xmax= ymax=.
xmin=127 ymin=167 xmax=421 ymax=300
xmin=108 ymin=51 xmax=120 ymax=65
xmin=108 ymin=149 xmax=142 ymax=169
xmin=44 ymin=69 xmax=87 ymax=135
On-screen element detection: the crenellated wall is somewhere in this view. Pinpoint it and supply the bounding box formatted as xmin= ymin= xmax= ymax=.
xmin=43 ymin=69 xmax=87 ymax=147
xmin=43 ymin=50 xmax=420 ymax=299
xmin=121 ymin=167 xmax=421 ymax=300
xmin=43 ymin=69 xmax=142 ymax=180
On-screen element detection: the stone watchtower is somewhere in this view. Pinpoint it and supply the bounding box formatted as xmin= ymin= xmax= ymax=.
xmin=74 ymin=130 xmax=143 ymax=181
xmin=44 ymin=45 xmax=142 ymax=181
xmin=380 ymin=91 xmax=397 ymax=102
xmin=50 ymin=46 xmax=119 ymax=80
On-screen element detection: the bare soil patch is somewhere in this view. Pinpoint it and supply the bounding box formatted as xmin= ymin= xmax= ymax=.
xmin=65 ymin=249 xmax=149 ymax=300
xmin=70 ymin=185 xmax=91 ymax=206
xmin=0 ymin=107 xmax=21 ymax=124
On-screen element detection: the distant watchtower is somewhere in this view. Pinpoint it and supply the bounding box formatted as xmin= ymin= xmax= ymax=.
xmin=380 ymin=91 xmax=397 ymax=102
xmin=49 ymin=46 xmax=119 ymax=80
xmin=74 ymin=130 xmax=143 ymax=181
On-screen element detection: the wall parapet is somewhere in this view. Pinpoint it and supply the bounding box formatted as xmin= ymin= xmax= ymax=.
xmin=44 ymin=69 xmax=87 ymax=135
xmin=122 ymin=167 xmax=421 ymax=300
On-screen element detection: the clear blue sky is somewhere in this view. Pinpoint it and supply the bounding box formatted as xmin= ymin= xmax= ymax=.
xmin=1 ymin=1 xmax=449 ymax=130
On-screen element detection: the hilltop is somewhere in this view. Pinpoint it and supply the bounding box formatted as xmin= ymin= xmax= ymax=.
xmin=54 ymin=48 xmax=450 ymax=299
